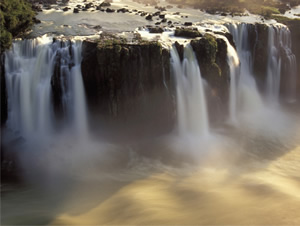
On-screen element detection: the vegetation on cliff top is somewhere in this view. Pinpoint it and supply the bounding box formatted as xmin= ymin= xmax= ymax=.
xmin=166 ymin=0 xmax=300 ymax=16
xmin=0 ymin=0 xmax=35 ymax=52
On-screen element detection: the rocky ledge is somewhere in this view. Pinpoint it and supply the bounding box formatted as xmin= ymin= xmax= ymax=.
xmin=81 ymin=33 xmax=174 ymax=134
xmin=81 ymin=32 xmax=232 ymax=127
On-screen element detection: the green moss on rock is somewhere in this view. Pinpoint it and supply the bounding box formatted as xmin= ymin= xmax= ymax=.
xmin=174 ymin=27 xmax=202 ymax=38
xmin=190 ymin=34 xmax=220 ymax=75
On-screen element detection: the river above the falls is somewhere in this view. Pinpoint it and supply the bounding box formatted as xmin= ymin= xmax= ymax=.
xmin=31 ymin=0 xmax=274 ymax=37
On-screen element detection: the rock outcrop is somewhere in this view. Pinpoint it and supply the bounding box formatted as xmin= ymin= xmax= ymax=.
xmin=253 ymin=23 xmax=269 ymax=89
xmin=81 ymin=34 xmax=174 ymax=135
xmin=190 ymin=34 xmax=230 ymax=122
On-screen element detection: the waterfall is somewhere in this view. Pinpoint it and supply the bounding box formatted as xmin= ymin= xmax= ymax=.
xmin=170 ymin=44 xmax=209 ymax=136
xmin=266 ymin=26 xmax=282 ymax=102
xmin=216 ymin=35 xmax=240 ymax=124
xmin=227 ymin=23 xmax=264 ymax=115
xmin=4 ymin=36 xmax=88 ymax=138
xmin=266 ymin=25 xmax=297 ymax=103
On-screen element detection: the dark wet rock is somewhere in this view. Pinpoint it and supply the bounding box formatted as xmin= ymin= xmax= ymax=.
xmin=190 ymin=34 xmax=230 ymax=123
xmin=149 ymin=26 xmax=164 ymax=33
xmin=93 ymin=25 xmax=102 ymax=29
xmin=117 ymin=8 xmax=129 ymax=13
xmin=221 ymin=12 xmax=227 ymax=16
xmin=62 ymin=7 xmax=69 ymax=11
xmin=184 ymin=22 xmax=193 ymax=26
xmin=214 ymin=31 xmax=236 ymax=49
xmin=174 ymin=41 xmax=184 ymax=62
xmin=168 ymin=20 xmax=172 ymax=24
xmin=153 ymin=11 xmax=161 ymax=16
xmin=82 ymin=8 xmax=88 ymax=11
xmin=140 ymin=12 xmax=147 ymax=16
xmin=81 ymin=35 xmax=174 ymax=135
xmin=155 ymin=6 xmax=166 ymax=11
xmin=85 ymin=3 xmax=94 ymax=9
xmin=173 ymin=12 xmax=180 ymax=15
xmin=159 ymin=14 xmax=165 ymax=19
xmin=32 ymin=4 xmax=43 ymax=12
xmin=106 ymin=8 xmax=115 ymax=13
xmin=252 ymin=23 xmax=269 ymax=87
xmin=161 ymin=18 xmax=167 ymax=23
xmin=146 ymin=14 xmax=153 ymax=20
xmin=155 ymin=22 xmax=161 ymax=25
xmin=33 ymin=17 xmax=41 ymax=24
xmin=1 ymin=54 xmax=7 ymax=126
xmin=190 ymin=34 xmax=221 ymax=77
xmin=100 ymin=1 xmax=111 ymax=7
xmin=73 ymin=8 xmax=79 ymax=13
xmin=174 ymin=27 xmax=202 ymax=38
xmin=44 ymin=4 xmax=52 ymax=10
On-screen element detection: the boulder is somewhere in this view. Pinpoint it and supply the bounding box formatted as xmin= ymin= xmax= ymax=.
xmin=145 ymin=14 xmax=153 ymax=20
xmin=117 ymin=8 xmax=129 ymax=13
xmin=100 ymin=1 xmax=111 ymax=7
xmin=148 ymin=26 xmax=164 ymax=33
xmin=184 ymin=22 xmax=193 ymax=26
xmin=106 ymin=8 xmax=115 ymax=13
xmin=33 ymin=17 xmax=41 ymax=23
xmin=174 ymin=27 xmax=202 ymax=38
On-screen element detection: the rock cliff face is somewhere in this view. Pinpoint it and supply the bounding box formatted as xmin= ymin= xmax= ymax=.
xmin=253 ymin=23 xmax=269 ymax=90
xmin=190 ymin=34 xmax=230 ymax=123
xmin=252 ymin=22 xmax=300 ymax=98
xmin=288 ymin=21 xmax=300 ymax=98
xmin=81 ymin=34 xmax=174 ymax=135
xmin=80 ymin=33 xmax=232 ymax=130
